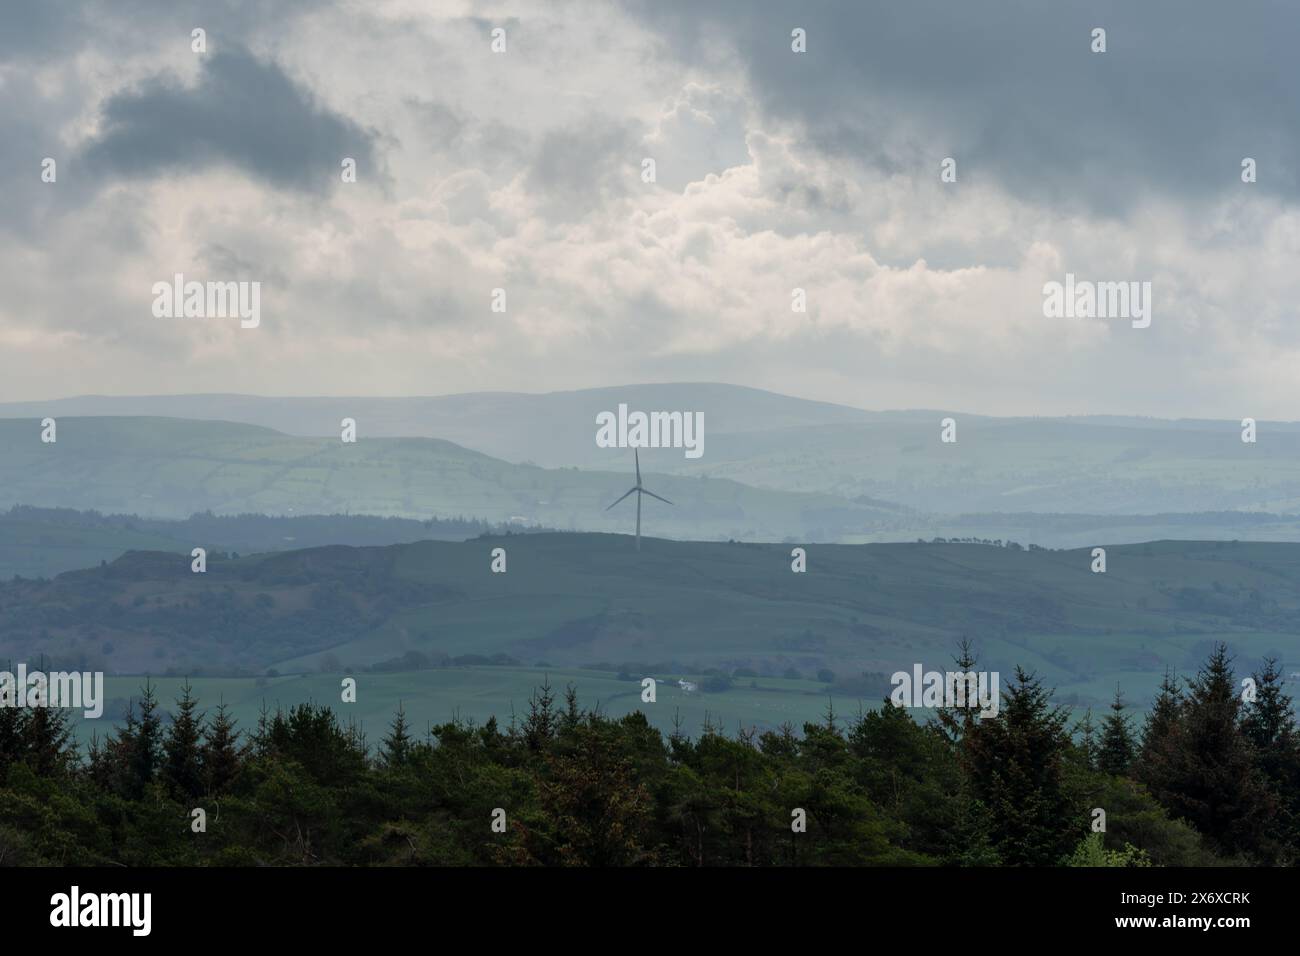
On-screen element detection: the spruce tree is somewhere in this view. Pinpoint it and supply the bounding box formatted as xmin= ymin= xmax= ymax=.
xmin=1073 ymin=709 xmax=1098 ymax=770
xmin=380 ymin=702 xmax=413 ymax=769
xmin=162 ymin=680 xmax=205 ymax=800
xmin=935 ymin=638 xmax=981 ymax=744
xmin=201 ymin=701 xmax=245 ymax=795
xmin=0 ymin=697 xmax=23 ymax=778
xmin=113 ymin=679 xmax=163 ymax=798
xmin=1098 ymin=685 xmax=1136 ymax=776
xmin=18 ymin=705 xmax=76 ymax=777
xmin=524 ymin=677 xmax=557 ymax=751
xmin=1242 ymin=657 xmax=1296 ymax=752
xmin=1144 ymin=645 xmax=1274 ymax=859
xmin=961 ymin=667 xmax=1077 ymax=865
xmin=85 ymin=731 xmax=112 ymax=790
xmin=1241 ymin=657 xmax=1300 ymax=858
xmin=1137 ymin=668 xmax=1183 ymax=795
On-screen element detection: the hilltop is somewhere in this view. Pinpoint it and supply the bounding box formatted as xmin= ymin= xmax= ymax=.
xmin=8 ymin=384 xmax=1300 ymax=518
xmin=0 ymin=416 xmax=905 ymax=542
xmin=3 ymin=533 xmax=1295 ymax=711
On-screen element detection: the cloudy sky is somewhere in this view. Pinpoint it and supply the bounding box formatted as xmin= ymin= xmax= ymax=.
xmin=1 ymin=0 xmax=1297 ymax=417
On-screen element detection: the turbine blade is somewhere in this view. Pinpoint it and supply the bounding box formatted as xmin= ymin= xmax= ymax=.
xmin=640 ymin=488 xmax=673 ymax=506
xmin=635 ymin=448 xmax=641 ymax=485
xmin=605 ymin=487 xmax=638 ymax=510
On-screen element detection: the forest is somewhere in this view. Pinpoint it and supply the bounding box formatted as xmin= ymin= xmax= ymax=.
xmin=0 ymin=643 xmax=1295 ymax=867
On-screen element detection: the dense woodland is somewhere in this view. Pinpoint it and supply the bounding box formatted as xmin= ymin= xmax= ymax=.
xmin=1 ymin=643 xmax=1297 ymax=867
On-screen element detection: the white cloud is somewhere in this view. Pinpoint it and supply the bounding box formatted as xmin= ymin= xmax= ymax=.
xmin=1 ymin=0 xmax=1299 ymax=423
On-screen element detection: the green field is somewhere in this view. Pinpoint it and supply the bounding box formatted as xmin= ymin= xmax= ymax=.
xmin=78 ymin=668 xmax=875 ymax=743
xmin=5 ymin=533 xmax=1297 ymax=722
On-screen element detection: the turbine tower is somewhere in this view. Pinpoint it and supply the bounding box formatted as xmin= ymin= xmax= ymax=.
xmin=605 ymin=448 xmax=672 ymax=550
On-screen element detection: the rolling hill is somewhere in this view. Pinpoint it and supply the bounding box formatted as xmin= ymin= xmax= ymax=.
xmin=0 ymin=505 xmax=551 ymax=580
xmin=8 ymin=385 xmax=1300 ymax=516
xmin=0 ymin=416 xmax=906 ymax=542
xmin=4 ymin=534 xmax=1297 ymax=716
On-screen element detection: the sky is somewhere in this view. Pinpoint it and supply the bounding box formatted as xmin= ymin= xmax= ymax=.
xmin=1 ymin=0 xmax=1298 ymax=418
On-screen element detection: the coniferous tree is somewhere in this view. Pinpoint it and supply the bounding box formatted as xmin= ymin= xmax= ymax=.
xmin=132 ymin=679 xmax=164 ymax=793
xmin=18 ymin=705 xmax=77 ymax=777
xmin=961 ymin=667 xmax=1077 ymax=865
xmin=106 ymin=683 xmax=164 ymax=799
xmin=201 ymin=701 xmax=245 ymax=795
xmin=1143 ymin=645 xmax=1274 ymax=858
xmin=2 ymin=653 xmax=1287 ymax=867
xmin=252 ymin=700 xmax=275 ymax=758
xmin=1242 ymin=657 xmax=1296 ymax=753
xmin=1137 ymin=669 xmax=1183 ymax=795
xmin=935 ymin=638 xmax=981 ymax=744
xmin=560 ymin=684 xmax=582 ymax=735
xmin=380 ymin=702 xmax=413 ymax=769
xmin=0 ymin=699 xmax=23 ymax=778
xmin=85 ymin=730 xmax=112 ymax=790
xmin=1073 ymin=709 xmax=1098 ymax=771
xmin=162 ymin=681 xmax=205 ymax=800
xmin=1098 ymin=686 xmax=1136 ymax=777
xmin=1241 ymin=657 xmax=1300 ymax=858
xmin=524 ymin=677 xmax=556 ymax=751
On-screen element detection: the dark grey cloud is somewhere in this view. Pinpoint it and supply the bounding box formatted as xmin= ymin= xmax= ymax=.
xmin=0 ymin=0 xmax=319 ymax=61
xmin=526 ymin=116 xmax=643 ymax=219
xmin=80 ymin=48 xmax=380 ymax=193
xmin=0 ymin=2 xmax=83 ymax=60
xmin=624 ymin=0 xmax=1300 ymax=214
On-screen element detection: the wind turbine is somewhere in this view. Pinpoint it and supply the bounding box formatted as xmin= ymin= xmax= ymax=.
xmin=605 ymin=448 xmax=672 ymax=550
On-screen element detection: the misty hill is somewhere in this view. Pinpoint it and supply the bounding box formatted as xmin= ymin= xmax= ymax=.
xmin=0 ymin=383 xmax=882 ymax=462
xmin=7 ymin=385 xmax=1299 ymax=515
xmin=0 ymin=417 xmax=905 ymax=541
xmin=0 ymin=505 xmax=552 ymax=580
xmin=3 ymin=534 xmax=1296 ymax=710
xmin=12 ymin=502 xmax=1300 ymax=582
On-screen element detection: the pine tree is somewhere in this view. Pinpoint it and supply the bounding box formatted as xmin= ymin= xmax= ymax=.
xmin=0 ymin=697 xmax=24 ymax=778
xmin=935 ymin=638 xmax=981 ymax=744
xmin=560 ymin=684 xmax=582 ymax=734
xmin=85 ymin=731 xmax=112 ymax=790
xmin=112 ymin=679 xmax=163 ymax=798
xmin=1143 ymin=645 xmax=1275 ymax=859
xmin=524 ymin=677 xmax=556 ymax=751
xmin=1073 ymin=709 xmax=1098 ymax=770
xmin=162 ymin=680 xmax=205 ymax=800
xmin=201 ymin=701 xmax=245 ymax=795
xmin=1137 ymin=668 xmax=1183 ymax=793
xmin=1242 ymin=657 xmax=1296 ymax=752
xmin=1241 ymin=657 xmax=1300 ymax=858
xmin=380 ymin=702 xmax=413 ymax=768
xmin=961 ymin=667 xmax=1077 ymax=865
xmin=1098 ymin=685 xmax=1136 ymax=776
xmin=252 ymin=700 xmax=274 ymax=758
xmin=18 ymin=705 xmax=77 ymax=777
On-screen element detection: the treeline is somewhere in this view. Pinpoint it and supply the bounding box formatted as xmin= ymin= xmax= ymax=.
xmin=0 ymin=643 xmax=1296 ymax=866
xmin=2 ymin=505 xmax=558 ymax=560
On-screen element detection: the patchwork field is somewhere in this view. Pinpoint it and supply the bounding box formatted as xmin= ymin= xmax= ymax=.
xmin=5 ymin=533 xmax=1297 ymax=728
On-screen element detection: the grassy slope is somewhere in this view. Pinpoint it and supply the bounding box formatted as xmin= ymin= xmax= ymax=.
xmin=9 ymin=388 xmax=1300 ymax=515
xmin=7 ymin=534 xmax=1298 ymax=719
xmin=0 ymin=417 xmax=902 ymax=541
